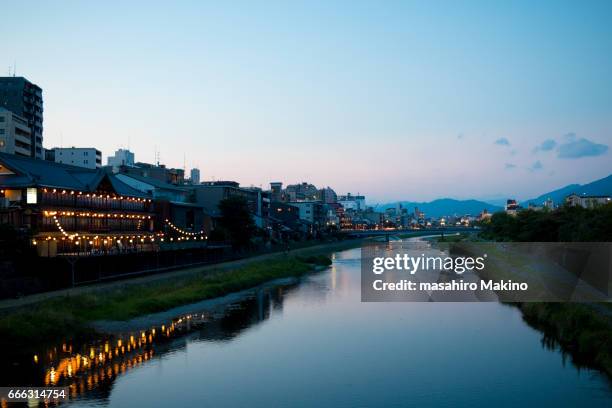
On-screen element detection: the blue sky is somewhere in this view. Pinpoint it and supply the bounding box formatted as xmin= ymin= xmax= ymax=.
xmin=1 ymin=1 xmax=611 ymax=203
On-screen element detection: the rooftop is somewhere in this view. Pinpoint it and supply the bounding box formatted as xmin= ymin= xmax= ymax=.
xmin=0 ymin=152 xmax=148 ymax=197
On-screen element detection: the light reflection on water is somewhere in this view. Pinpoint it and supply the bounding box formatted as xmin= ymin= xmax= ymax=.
xmin=2 ymin=246 xmax=611 ymax=407
xmin=1 ymin=280 xmax=300 ymax=407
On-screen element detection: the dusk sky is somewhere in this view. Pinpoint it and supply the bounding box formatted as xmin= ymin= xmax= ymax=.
xmin=2 ymin=1 xmax=611 ymax=203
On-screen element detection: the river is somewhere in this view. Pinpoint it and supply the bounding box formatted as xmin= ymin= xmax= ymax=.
xmin=4 ymin=244 xmax=612 ymax=407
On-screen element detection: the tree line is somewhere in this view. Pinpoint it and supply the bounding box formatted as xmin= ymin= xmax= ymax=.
xmin=479 ymin=204 xmax=612 ymax=242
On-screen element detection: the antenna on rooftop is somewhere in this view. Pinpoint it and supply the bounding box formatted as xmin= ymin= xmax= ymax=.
xmin=13 ymin=61 xmax=16 ymax=77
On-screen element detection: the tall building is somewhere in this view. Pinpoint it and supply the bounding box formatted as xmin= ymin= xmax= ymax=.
xmin=317 ymin=187 xmax=337 ymax=204
xmin=285 ymin=182 xmax=318 ymax=201
xmin=107 ymin=148 xmax=135 ymax=167
xmin=0 ymin=107 xmax=32 ymax=157
xmin=270 ymin=182 xmax=283 ymax=202
xmin=52 ymin=147 xmax=102 ymax=169
xmin=190 ymin=168 xmax=200 ymax=184
xmin=0 ymin=77 xmax=43 ymax=159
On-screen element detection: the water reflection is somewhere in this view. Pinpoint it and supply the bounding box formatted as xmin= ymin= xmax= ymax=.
xmin=0 ymin=282 xmax=299 ymax=406
xmin=1 ymin=245 xmax=610 ymax=408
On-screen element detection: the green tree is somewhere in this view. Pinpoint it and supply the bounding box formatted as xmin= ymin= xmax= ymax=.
xmin=217 ymin=196 xmax=257 ymax=250
xmin=479 ymin=203 xmax=612 ymax=242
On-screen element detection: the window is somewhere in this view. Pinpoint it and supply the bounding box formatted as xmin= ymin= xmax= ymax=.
xmin=0 ymin=116 xmax=5 ymax=122
xmin=0 ymin=129 xmax=4 ymax=134
xmin=26 ymin=188 xmax=37 ymax=204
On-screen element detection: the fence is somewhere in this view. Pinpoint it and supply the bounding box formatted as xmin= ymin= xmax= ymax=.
xmin=0 ymin=245 xmax=231 ymax=299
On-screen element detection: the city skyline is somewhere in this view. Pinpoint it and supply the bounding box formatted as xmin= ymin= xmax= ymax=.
xmin=1 ymin=1 xmax=611 ymax=202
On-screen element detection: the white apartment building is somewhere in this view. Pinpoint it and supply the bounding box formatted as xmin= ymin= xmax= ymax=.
xmin=566 ymin=193 xmax=611 ymax=209
xmin=107 ymin=148 xmax=135 ymax=167
xmin=53 ymin=147 xmax=102 ymax=169
xmin=288 ymin=201 xmax=326 ymax=226
xmin=0 ymin=107 xmax=32 ymax=157
xmin=338 ymin=193 xmax=366 ymax=211
xmin=190 ymin=168 xmax=201 ymax=184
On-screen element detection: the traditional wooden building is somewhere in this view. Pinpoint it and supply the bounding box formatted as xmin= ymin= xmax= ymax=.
xmin=0 ymin=152 xmax=155 ymax=255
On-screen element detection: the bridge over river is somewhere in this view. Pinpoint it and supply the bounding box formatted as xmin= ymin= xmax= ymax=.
xmin=340 ymin=227 xmax=479 ymax=240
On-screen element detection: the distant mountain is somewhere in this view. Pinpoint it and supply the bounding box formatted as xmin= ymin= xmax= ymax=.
xmin=473 ymin=197 xmax=508 ymax=207
xmin=376 ymin=198 xmax=502 ymax=218
xmin=375 ymin=174 xmax=612 ymax=218
xmin=523 ymin=174 xmax=612 ymax=206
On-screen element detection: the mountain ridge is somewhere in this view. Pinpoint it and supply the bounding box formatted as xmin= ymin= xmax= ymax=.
xmin=522 ymin=174 xmax=612 ymax=206
xmin=375 ymin=198 xmax=502 ymax=218
xmin=375 ymin=173 xmax=612 ymax=217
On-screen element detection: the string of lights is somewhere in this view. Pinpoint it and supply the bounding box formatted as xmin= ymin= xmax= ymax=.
xmin=52 ymin=214 xmax=77 ymax=240
xmin=35 ymin=215 xmax=160 ymax=246
xmin=42 ymin=188 xmax=152 ymax=203
xmin=44 ymin=210 xmax=152 ymax=219
xmin=164 ymin=219 xmax=206 ymax=237
xmin=32 ymin=216 xmax=208 ymax=246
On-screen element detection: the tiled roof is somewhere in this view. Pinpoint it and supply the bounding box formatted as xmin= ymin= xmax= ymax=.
xmin=0 ymin=152 xmax=148 ymax=198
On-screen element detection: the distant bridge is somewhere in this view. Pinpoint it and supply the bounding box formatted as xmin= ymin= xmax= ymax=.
xmin=340 ymin=227 xmax=478 ymax=239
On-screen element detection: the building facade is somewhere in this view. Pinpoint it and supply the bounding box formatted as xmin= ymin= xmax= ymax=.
xmin=118 ymin=162 xmax=184 ymax=185
xmin=114 ymin=173 xmax=209 ymax=236
xmin=193 ymin=181 xmax=269 ymax=229
xmin=270 ymin=182 xmax=283 ymax=202
xmin=52 ymin=147 xmax=102 ymax=169
xmin=566 ymin=194 xmax=611 ymax=209
xmin=107 ymin=148 xmax=135 ymax=167
xmin=0 ymin=152 xmax=155 ymax=256
xmin=285 ymin=182 xmax=318 ymax=201
xmin=190 ymin=168 xmax=200 ymax=184
xmin=338 ymin=193 xmax=366 ymax=211
xmin=288 ymin=201 xmax=326 ymax=229
xmin=505 ymin=199 xmax=520 ymax=215
xmin=0 ymin=108 xmax=32 ymax=157
xmin=0 ymin=77 xmax=43 ymax=159
xmin=317 ymin=187 xmax=337 ymax=204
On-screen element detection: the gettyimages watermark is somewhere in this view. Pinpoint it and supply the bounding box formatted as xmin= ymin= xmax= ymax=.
xmin=361 ymin=241 xmax=612 ymax=302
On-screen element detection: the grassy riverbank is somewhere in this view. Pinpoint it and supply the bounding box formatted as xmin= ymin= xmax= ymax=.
xmin=518 ymin=302 xmax=612 ymax=378
xmin=0 ymin=255 xmax=331 ymax=348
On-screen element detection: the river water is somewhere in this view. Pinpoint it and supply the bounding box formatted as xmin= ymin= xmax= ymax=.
xmin=5 ymin=244 xmax=612 ymax=407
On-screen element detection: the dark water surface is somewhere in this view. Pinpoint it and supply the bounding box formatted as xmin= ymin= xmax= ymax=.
xmin=6 ymin=246 xmax=612 ymax=407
